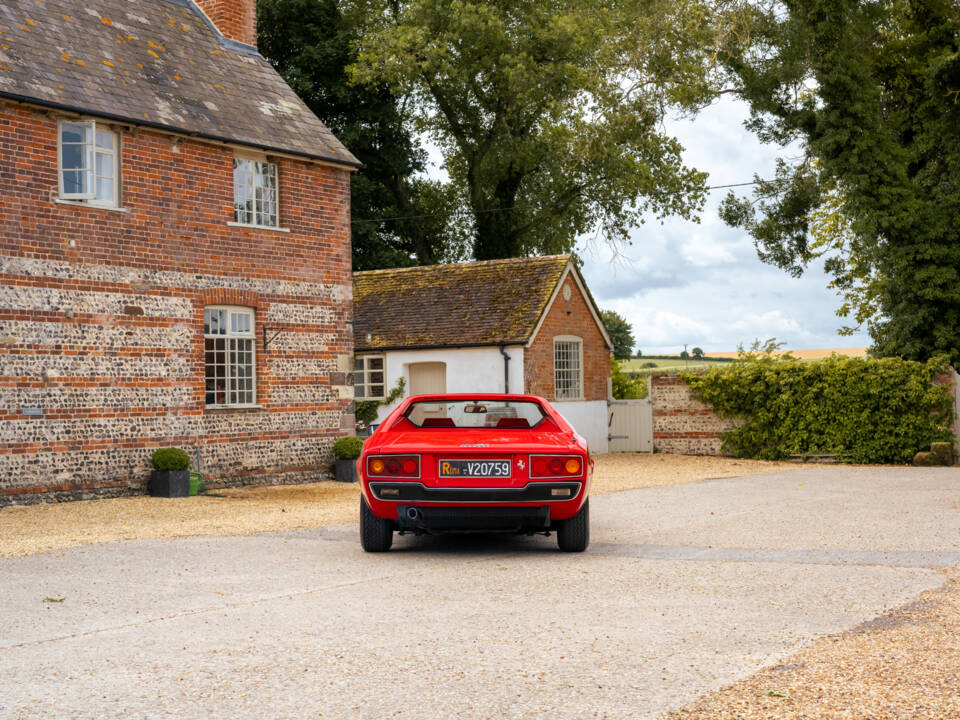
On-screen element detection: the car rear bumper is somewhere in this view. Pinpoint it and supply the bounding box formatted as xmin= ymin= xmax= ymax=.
xmin=368 ymin=481 xmax=581 ymax=503
xmin=396 ymin=504 xmax=551 ymax=533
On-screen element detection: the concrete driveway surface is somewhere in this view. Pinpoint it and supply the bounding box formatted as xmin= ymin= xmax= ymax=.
xmin=1 ymin=465 xmax=958 ymax=719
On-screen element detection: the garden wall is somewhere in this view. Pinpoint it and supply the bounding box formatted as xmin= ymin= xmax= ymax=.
xmin=649 ymin=375 xmax=733 ymax=456
xmin=650 ymin=365 xmax=959 ymax=460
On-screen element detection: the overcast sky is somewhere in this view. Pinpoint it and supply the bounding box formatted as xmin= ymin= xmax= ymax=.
xmin=422 ymin=96 xmax=871 ymax=355
xmin=577 ymin=97 xmax=871 ymax=355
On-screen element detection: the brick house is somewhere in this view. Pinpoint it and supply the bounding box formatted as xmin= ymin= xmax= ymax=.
xmin=353 ymin=255 xmax=613 ymax=451
xmin=0 ymin=0 xmax=359 ymax=504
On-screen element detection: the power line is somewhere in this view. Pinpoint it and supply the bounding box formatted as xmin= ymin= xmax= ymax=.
xmin=704 ymin=181 xmax=763 ymax=190
xmin=350 ymin=179 xmax=763 ymax=226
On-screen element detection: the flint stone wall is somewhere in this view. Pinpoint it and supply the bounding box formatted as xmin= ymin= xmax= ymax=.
xmin=650 ymin=374 xmax=739 ymax=456
xmin=0 ymin=103 xmax=354 ymax=505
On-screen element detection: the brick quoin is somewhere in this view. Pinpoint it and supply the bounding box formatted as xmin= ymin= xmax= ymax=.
xmin=0 ymin=101 xmax=354 ymax=504
xmin=524 ymin=276 xmax=610 ymax=402
xmin=194 ymin=0 xmax=257 ymax=47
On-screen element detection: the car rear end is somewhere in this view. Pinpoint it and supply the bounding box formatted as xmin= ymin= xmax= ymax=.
xmin=358 ymin=395 xmax=591 ymax=550
xmin=362 ymin=446 xmax=589 ymax=533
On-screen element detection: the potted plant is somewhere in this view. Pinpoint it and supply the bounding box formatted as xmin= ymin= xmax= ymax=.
xmin=333 ymin=436 xmax=363 ymax=482
xmin=149 ymin=447 xmax=191 ymax=497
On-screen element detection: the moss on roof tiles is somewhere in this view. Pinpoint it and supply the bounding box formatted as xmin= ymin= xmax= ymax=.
xmin=0 ymin=0 xmax=357 ymax=165
xmin=353 ymin=255 xmax=570 ymax=350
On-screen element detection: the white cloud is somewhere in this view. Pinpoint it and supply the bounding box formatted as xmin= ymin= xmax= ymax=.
xmin=578 ymin=98 xmax=870 ymax=355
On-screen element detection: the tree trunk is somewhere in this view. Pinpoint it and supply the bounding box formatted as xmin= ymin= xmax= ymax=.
xmin=471 ymin=169 xmax=525 ymax=260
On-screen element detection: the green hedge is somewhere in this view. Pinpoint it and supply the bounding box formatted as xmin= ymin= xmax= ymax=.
xmin=681 ymin=355 xmax=954 ymax=464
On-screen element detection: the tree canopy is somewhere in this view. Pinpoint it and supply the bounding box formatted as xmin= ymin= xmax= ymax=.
xmin=601 ymin=310 xmax=636 ymax=360
xmin=349 ymin=0 xmax=726 ymax=260
xmin=719 ymin=0 xmax=960 ymax=362
xmin=257 ymin=0 xmax=470 ymax=270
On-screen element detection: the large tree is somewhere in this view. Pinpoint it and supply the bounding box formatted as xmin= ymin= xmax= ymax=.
xmin=601 ymin=310 xmax=636 ymax=360
xmin=349 ymin=0 xmax=724 ymax=260
xmin=258 ymin=0 xmax=469 ymax=269
xmin=719 ymin=0 xmax=960 ymax=362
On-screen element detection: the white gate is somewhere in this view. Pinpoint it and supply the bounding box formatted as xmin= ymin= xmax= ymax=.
xmin=607 ymin=399 xmax=653 ymax=452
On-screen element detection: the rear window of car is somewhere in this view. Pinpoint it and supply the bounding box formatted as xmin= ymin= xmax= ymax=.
xmin=405 ymin=400 xmax=547 ymax=429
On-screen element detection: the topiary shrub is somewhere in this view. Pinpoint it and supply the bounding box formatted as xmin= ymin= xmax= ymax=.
xmin=333 ymin=436 xmax=364 ymax=460
xmin=150 ymin=447 xmax=190 ymax=472
xmin=682 ymin=354 xmax=954 ymax=464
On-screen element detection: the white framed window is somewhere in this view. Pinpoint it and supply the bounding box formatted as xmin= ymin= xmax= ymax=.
xmin=204 ymin=306 xmax=256 ymax=407
xmin=233 ymin=155 xmax=278 ymax=227
xmin=58 ymin=120 xmax=120 ymax=207
xmin=554 ymin=336 xmax=583 ymax=400
xmin=354 ymin=355 xmax=385 ymax=400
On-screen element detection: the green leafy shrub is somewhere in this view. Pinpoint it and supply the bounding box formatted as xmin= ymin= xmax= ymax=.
xmin=611 ymin=358 xmax=647 ymax=399
xmin=333 ymin=436 xmax=364 ymax=460
xmin=150 ymin=447 xmax=190 ymax=472
xmin=355 ymin=377 xmax=407 ymax=428
xmin=681 ymin=355 xmax=953 ymax=464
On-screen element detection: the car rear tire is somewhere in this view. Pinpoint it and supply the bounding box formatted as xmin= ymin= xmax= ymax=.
xmin=360 ymin=497 xmax=393 ymax=552
xmin=557 ymin=498 xmax=589 ymax=552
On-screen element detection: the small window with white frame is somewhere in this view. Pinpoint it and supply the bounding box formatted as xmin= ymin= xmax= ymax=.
xmin=553 ymin=336 xmax=583 ymax=400
xmin=58 ymin=119 xmax=120 ymax=207
xmin=354 ymin=355 xmax=385 ymax=400
xmin=204 ymin=306 xmax=256 ymax=407
xmin=233 ymin=155 xmax=278 ymax=228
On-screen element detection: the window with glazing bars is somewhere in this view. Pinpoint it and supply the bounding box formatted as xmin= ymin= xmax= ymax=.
xmin=553 ymin=339 xmax=582 ymax=400
xmin=353 ymin=356 xmax=385 ymax=400
xmin=58 ymin=120 xmax=119 ymax=206
xmin=233 ymin=157 xmax=278 ymax=227
xmin=204 ymin=306 xmax=256 ymax=406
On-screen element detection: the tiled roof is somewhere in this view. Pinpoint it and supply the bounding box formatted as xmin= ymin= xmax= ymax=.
xmin=0 ymin=0 xmax=359 ymax=166
xmin=353 ymin=255 xmax=571 ymax=350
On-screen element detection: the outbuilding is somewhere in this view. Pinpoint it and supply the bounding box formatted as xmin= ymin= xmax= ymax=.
xmin=353 ymin=255 xmax=613 ymax=451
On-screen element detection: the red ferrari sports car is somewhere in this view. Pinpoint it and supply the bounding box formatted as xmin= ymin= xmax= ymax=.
xmin=358 ymin=393 xmax=592 ymax=553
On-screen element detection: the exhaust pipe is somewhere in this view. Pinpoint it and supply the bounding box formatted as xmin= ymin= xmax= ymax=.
xmin=406 ymin=507 xmax=420 ymax=521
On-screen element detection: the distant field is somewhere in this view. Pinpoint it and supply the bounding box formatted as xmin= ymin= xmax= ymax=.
xmin=622 ymin=357 xmax=730 ymax=374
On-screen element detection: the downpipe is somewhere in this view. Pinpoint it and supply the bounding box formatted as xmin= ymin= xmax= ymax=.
xmin=499 ymin=344 xmax=511 ymax=393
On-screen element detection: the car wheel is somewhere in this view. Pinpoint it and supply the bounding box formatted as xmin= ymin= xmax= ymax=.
xmin=557 ymin=498 xmax=589 ymax=552
xmin=360 ymin=497 xmax=393 ymax=552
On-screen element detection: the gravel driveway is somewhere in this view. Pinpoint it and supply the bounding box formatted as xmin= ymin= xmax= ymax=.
xmin=1 ymin=465 xmax=958 ymax=719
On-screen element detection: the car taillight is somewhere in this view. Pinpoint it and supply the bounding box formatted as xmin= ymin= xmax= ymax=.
xmin=366 ymin=455 xmax=420 ymax=478
xmin=530 ymin=455 xmax=583 ymax=478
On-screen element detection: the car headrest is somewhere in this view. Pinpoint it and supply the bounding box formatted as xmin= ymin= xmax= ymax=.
xmin=496 ymin=417 xmax=530 ymax=428
xmin=421 ymin=417 xmax=456 ymax=428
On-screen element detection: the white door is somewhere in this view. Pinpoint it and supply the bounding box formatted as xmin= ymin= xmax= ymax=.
xmin=608 ymin=399 xmax=653 ymax=452
xmin=409 ymin=362 xmax=447 ymax=396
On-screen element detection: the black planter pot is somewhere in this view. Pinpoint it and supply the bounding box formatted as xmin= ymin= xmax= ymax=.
xmin=334 ymin=458 xmax=358 ymax=483
xmin=149 ymin=469 xmax=190 ymax=497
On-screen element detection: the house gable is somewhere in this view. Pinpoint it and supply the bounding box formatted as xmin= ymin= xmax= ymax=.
xmin=524 ymin=268 xmax=611 ymax=402
xmin=526 ymin=261 xmax=613 ymax=350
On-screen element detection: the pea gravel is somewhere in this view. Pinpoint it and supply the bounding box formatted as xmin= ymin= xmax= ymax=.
xmin=1 ymin=464 xmax=956 ymax=720
xmin=662 ymin=569 xmax=960 ymax=720
xmin=0 ymin=453 xmax=802 ymax=558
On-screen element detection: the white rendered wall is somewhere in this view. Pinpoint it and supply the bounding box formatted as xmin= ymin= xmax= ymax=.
xmin=373 ymin=346 xmax=525 ymax=423
xmin=552 ymin=400 xmax=609 ymax=454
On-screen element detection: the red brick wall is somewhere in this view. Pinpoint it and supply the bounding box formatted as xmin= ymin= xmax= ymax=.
xmin=524 ymin=273 xmax=610 ymax=401
xmin=195 ymin=0 xmax=257 ymax=47
xmin=0 ymin=102 xmax=354 ymax=503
